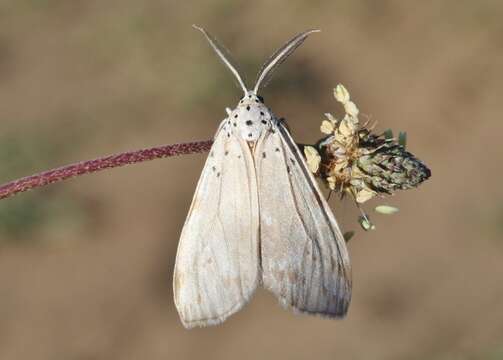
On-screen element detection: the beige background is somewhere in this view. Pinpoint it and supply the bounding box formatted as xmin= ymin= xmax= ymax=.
xmin=0 ymin=1 xmax=502 ymax=359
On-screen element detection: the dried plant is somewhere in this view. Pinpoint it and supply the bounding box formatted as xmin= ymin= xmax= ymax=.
xmin=304 ymin=84 xmax=431 ymax=231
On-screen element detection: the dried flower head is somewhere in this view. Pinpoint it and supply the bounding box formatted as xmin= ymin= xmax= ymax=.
xmin=304 ymin=84 xmax=431 ymax=230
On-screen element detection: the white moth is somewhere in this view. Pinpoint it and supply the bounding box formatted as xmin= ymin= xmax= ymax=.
xmin=173 ymin=26 xmax=352 ymax=329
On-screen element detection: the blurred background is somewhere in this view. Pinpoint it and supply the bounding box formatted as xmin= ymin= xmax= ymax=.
xmin=0 ymin=1 xmax=502 ymax=359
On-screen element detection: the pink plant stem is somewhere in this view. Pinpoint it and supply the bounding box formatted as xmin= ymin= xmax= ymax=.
xmin=0 ymin=140 xmax=213 ymax=201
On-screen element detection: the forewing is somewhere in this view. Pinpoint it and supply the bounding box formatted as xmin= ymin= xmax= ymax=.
xmin=255 ymin=121 xmax=352 ymax=318
xmin=174 ymin=122 xmax=259 ymax=328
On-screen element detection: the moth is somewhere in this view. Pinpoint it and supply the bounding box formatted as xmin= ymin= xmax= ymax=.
xmin=174 ymin=26 xmax=351 ymax=328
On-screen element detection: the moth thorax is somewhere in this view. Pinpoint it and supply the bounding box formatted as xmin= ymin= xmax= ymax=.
xmin=232 ymin=94 xmax=272 ymax=142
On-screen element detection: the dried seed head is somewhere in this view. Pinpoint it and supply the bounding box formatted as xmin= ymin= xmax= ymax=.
xmin=307 ymin=84 xmax=431 ymax=204
xmin=356 ymin=133 xmax=431 ymax=195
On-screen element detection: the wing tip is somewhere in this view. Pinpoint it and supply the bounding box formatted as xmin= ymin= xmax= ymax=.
xmin=177 ymin=299 xmax=251 ymax=329
xmin=272 ymin=290 xmax=352 ymax=320
xmin=181 ymin=316 xmax=228 ymax=330
xmin=288 ymin=301 xmax=351 ymax=320
xmin=175 ymin=281 xmax=260 ymax=329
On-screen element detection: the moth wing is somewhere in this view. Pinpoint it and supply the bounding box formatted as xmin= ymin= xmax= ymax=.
xmin=255 ymin=121 xmax=352 ymax=317
xmin=174 ymin=122 xmax=260 ymax=328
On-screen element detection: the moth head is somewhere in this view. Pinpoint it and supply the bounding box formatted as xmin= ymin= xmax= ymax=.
xmin=193 ymin=25 xmax=320 ymax=97
xmin=238 ymin=91 xmax=264 ymax=105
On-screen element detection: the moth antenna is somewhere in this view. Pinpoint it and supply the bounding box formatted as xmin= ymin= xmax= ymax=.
xmin=254 ymin=29 xmax=320 ymax=94
xmin=193 ymin=25 xmax=248 ymax=95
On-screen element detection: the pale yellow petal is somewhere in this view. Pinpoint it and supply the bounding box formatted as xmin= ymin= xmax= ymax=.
xmin=334 ymin=84 xmax=350 ymax=104
xmin=304 ymin=146 xmax=321 ymax=173
xmin=327 ymin=176 xmax=337 ymax=190
xmin=333 ymin=160 xmax=348 ymax=172
xmin=339 ymin=118 xmax=355 ymax=138
xmin=320 ymin=120 xmax=335 ymax=134
xmin=324 ymin=113 xmax=338 ymax=124
xmin=355 ymin=188 xmax=377 ymax=203
xmin=344 ymin=101 xmax=359 ymax=117
xmin=333 ymin=132 xmax=347 ymax=144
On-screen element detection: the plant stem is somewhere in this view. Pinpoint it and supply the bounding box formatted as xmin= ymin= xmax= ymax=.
xmin=0 ymin=140 xmax=213 ymax=201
